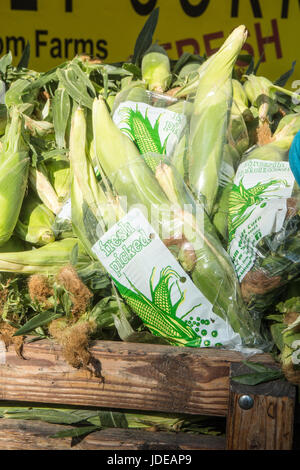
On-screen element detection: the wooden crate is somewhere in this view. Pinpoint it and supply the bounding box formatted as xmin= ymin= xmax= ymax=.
xmin=0 ymin=338 xmax=296 ymax=450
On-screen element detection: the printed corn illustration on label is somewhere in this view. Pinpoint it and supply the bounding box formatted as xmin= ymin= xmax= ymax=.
xmin=228 ymin=159 xmax=295 ymax=281
xmin=113 ymin=101 xmax=187 ymax=168
xmin=92 ymin=208 xmax=241 ymax=348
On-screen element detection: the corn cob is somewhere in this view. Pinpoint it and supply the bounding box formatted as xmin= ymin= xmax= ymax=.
xmin=91 ymin=97 xmax=264 ymax=349
xmin=29 ymin=164 xmax=62 ymax=215
xmin=0 ymin=107 xmax=30 ymax=246
xmin=141 ymin=44 xmax=171 ymax=93
xmin=188 ymin=26 xmax=248 ymax=214
xmin=44 ymin=155 xmax=70 ymax=203
xmin=15 ymin=192 xmax=56 ymax=246
xmin=69 ymin=106 xmax=124 ymax=257
xmin=92 ymin=96 xmax=170 ymax=212
xmin=0 ymin=238 xmax=89 ymax=274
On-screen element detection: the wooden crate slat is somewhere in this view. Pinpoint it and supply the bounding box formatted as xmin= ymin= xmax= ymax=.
xmin=0 ymin=339 xmax=275 ymax=417
xmin=226 ymin=363 xmax=296 ymax=450
xmin=0 ymin=418 xmax=226 ymax=450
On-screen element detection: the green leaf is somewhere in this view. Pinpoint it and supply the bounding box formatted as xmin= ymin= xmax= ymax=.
xmin=265 ymin=314 xmax=284 ymax=322
xmin=17 ymin=42 xmax=31 ymax=70
xmin=50 ymin=425 xmax=101 ymax=439
xmin=13 ymin=311 xmax=63 ymax=336
xmin=57 ymin=65 xmax=95 ymax=110
xmin=172 ymin=52 xmax=203 ymax=76
xmin=96 ymin=410 xmax=128 ymax=429
xmin=237 ymin=54 xmax=253 ymax=65
xmin=231 ymin=370 xmax=283 ymax=386
xmin=122 ymin=63 xmax=142 ymax=79
xmin=271 ymin=323 xmax=286 ymax=352
xmin=70 ymin=243 xmax=79 ymax=267
xmin=4 ymin=408 xmax=94 ymax=425
xmin=132 ymin=7 xmax=160 ymax=66
xmin=242 ymin=361 xmax=277 ymax=373
xmin=52 ymin=85 xmax=71 ymax=149
xmin=275 ymin=61 xmax=296 ymax=87
xmin=232 ymin=361 xmax=284 ymax=385
xmin=254 ymin=52 xmax=265 ymax=75
xmin=0 ymin=52 xmax=12 ymax=75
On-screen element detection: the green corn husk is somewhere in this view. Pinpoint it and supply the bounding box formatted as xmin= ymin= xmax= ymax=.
xmin=90 ymin=97 xmax=264 ymax=350
xmin=227 ymin=113 xmax=300 ymax=317
xmin=244 ymin=113 xmax=300 ymax=162
xmin=243 ymin=74 xmax=279 ymax=124
xmin=0 ymin=235 xmax=27 ymax=253
xmin=174 ymin=61 xmax=203 ymax=88
xmin=0 ymin=104 xmax=7 ymax=136
xmin=187 ymin=26 xmax=248 ymax=214
xmin=0 ymin=107 xmax=30 ymax=246
xmin=229 ymin=79 xmax=252 ymax=155
xmin=92 ymin=96 xmax=170 ymax=212
xmin=23 ymin=115 xmax=54 ymax=139
xmin=44 ymin=155 xmax=70 ymax=203
xmin=29 ymin=164 xmax=62 ymax=215
xmin=212 ymin=144 xmax=238 ymax=241
xmin=70 ymin=106 xmax=124 ymax=257
xmin=232 ymin=79 xmax=250 ymax=116
xmin=52 ymin=85 xmax=71 ymax=149
xmin=269 ymin=297 xmax=300 ymax=385
xmin=0 ymin=238 xmax=90 ymax=274
xmin=15 ymin=192 xmax=56 ymax=246
xmin=141 ymin=44 xmax=171 ymax=93
xmin=0 ymin=405 xmax=225 ymax=437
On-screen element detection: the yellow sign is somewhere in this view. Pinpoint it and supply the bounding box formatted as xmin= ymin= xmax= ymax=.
xmin=1 ymin=0 xmax=299 ymax=87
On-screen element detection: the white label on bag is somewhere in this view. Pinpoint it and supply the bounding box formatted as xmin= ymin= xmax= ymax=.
xmin=228 ymin=159 xmax=295 ymax=281
xmin=113 ymin=101 xmax=187 ymax=157
xmin=57 ymin=197 xmax=72 ymax=221
xmin=92 ymin=208 xmax=241 ymax=349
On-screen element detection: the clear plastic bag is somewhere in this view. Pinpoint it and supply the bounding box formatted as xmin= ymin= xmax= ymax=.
xmin=227 ymin=119 xmax=300 ymax=317
xmin=70 ymin=98 xmax=268 ymax=354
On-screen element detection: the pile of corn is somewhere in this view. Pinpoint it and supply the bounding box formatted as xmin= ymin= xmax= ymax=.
xmin=0 ymin=9 xmax=299 ymax=394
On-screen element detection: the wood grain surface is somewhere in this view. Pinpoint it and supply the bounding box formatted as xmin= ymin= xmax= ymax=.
xmin=226 ymin=363 xmax=296 ymax=450
xmin=0 ymin=418 xmax=226 ymax=450
xmin=0 ymin=339 xmax=276 ymax=416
